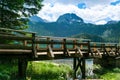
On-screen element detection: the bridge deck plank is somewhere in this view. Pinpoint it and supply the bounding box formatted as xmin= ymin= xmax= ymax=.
xmin=0 ymin=49 xmax=32 ymax=53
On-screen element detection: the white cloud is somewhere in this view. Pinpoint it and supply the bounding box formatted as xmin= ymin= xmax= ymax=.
xmin=37 ymin=0 xmax=120 ymax=24
xmin=38 ymin=3 xmax=79 ymax=22
xmin=95 ymin=20 xmax=107 ymax=25
xmin=43 ymin=0 xmax=115 ymax=6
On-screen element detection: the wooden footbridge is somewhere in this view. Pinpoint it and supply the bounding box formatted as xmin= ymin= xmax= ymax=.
xmin=0 ymin=28 xmax=120 ymax=79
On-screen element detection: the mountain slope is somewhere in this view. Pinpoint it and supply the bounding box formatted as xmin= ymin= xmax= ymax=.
xmin=29 ymin=16 xmax=47 ymax=23
xmin=27 ymin=13 xmax=120 ymax=42
xmin=57 ymin=13 xmax=84 ymax=24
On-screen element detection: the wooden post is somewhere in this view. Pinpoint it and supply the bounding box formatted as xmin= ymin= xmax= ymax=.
xmin=93 ymin=43 xmax=97 ymax=52
xmin=36 ymin=38 xmax=39 ymax=50
xmin=107 ymin=44 xmax=110 ymax=52
xmin=73 ymin=57 xmax=77 ymax=79
xmin=82 ymin=58 xmax=86 ymax=79
xmin=63 ymin=39 xmax=67 ymax=55
xmin=87 ymin=41 xmax=91 ymax=57
xmin=18 ymin=58 xmax=28 ymax=80
xmin=23 ymin=40 xmax=27 ymax=46
xmin=47 ymin=37 xmax=50 ymax=48
xmin=32 ymin=33 xmax=37 ymax=58
xmin=102 ymin=44 xmax=106 ymax=55
xmin=73 ymin=39 xmax=77 ymax=49
xmin=80 ymin=45 xmax=83 ymax=50
xmin=47 ymin=37 xmax=54 ymax=58
xmin=118 ymin=46 xmax=120 ymax=55
xmin=115 ymin=44 xmax=118 ymax=55
xmin=51 ymin=39 xmax=54 ymax=48
xmin=73 ymin=58 xmax=86 ymax=79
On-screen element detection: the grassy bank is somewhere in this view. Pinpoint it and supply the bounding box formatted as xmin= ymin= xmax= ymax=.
xmin=26 ymin=61 xmax=72 ymax=80
xmin=100 ymin=68 xmax=120 ymax=80
xmin=94 ymin=65 xmax=120 ymax=80
xmin=0 ymin=61 xmax=72 ymax=80
xmin=0 ymin=61 xmax=120 ymax=80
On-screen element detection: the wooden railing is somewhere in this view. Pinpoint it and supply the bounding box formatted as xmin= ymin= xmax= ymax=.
xmin=0 ymin=28 xmax=120 ymax=59
xmin=34 ymin=36 xmax=90 ymax=60
xmin=0 ymin=28 xmax=35 ymax=57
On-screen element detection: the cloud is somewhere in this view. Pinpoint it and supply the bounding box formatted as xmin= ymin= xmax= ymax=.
xmin=95 ymin=20 xmax=107 ymax=25
xmin=38 ymin=0 xmax=120 ymax=24
xmin=43 ymin=0 xmax=115 ymax=7
xmin=38 ymin=3 xmax=79 ymax=22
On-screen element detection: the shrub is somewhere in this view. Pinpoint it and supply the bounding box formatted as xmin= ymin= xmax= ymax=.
xmin=27 ymin=61 xmax=72 ymax=80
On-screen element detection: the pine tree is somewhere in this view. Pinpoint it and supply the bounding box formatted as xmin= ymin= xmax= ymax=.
xmin=0 ymin=0 xmax=43 ymax=30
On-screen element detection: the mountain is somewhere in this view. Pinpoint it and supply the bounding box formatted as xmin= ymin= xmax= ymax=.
xmin=72 ymin=33 xmax=105 ymax=42
xmin=27 ymin=13 xmax=120 ymax=42
xmin=106 ymin=20 xmax=118 ymax=24
xmin=29 ymin=16 xmax=47 ymax=23
xmin=57 ymin=13 xmax=84 ymax=24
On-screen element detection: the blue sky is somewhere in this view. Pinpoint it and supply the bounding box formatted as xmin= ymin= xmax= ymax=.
xmin=37 ymin=0 xmax=120 ymax=24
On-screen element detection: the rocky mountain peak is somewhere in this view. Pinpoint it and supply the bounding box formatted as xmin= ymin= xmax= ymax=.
xmin=57 ymin=13 xmax=84 ymax=24
xmin=29 ymin=15 xmax=48 ymax=23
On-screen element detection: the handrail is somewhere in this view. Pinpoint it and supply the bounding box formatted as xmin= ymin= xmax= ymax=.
xmin=0 ymin=28 xmax=36 ymax=34
xmin=0 ymin=28 xmax=119 ymax=58
xmin=90 ymin=42 xmax=117 ymax=45
xmin=36 ymin=36 xmax=91 ymax=41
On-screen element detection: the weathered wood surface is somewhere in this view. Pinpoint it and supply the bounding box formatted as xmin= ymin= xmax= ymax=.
xmin=0 ymin=28 xmax=120 ymax=59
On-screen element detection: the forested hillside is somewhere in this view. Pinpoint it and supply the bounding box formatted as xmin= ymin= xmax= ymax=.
xmin=27 ymin=13 xmax=120 ymax=42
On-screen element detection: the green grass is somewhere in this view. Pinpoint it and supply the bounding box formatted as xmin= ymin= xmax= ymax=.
xmin=26 ymin=61 xmax=72 ymax=80
xmin=100 ymin=68 xmax=120 ymax=80
xmin=0 ymin=61 xmax=120 ymax=80
xmin=0 ymin=61 xmax=18 ymax=80
xmin=94 ymin=65 xmax=120 ymax=80
xmin=0 ymin=60 xmax=72 ymax=80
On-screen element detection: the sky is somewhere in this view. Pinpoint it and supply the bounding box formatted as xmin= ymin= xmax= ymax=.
xmin=37 ymin=0 xmax=120 ymax=25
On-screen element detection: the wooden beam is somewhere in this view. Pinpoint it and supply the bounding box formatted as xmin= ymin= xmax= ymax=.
xmin=76 ymin=46 xmax=83 ymax=57
xmin=66 ymin=49 xmax=71 ymax=56
xmin=0 ymin=44 xmax=32 ymax=49
xmin=47 ymin=45 xmax=54 ymax=58
xmin=87 ymin=41 xmax=91 ymax=57
xmin=93 ymin=43 xmax=97 ymax=51
xmin=96 ymin=49 xmax=102 ymax=58
xmin=82 ymin=58 xmax=86 ymax=79
xmin=73 ymin=57 xmax=77 ymax=79
xmin=32 ymin=33 xmax=37 ymax=58
xmin=0 ymin=34 xmax=33 ymax=40
xmin=0 ymin=49 xmax=32 ymax=53
xmin=63 ymin=39 xmax=67 ymax=55
xmin=108 ymin=49 xmax=115 ymax=56
xmin=0 ymin=28 xmax=35 ymax=34
xmin=18 ymin=58 xmax=28 ymax=79
xmin=73 ymin=39 xmax=77 ymax=49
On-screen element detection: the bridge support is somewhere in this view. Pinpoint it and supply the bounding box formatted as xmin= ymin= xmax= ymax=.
xmin=18 ymin=58 xmax=28 ymax=80
xmin=73 ymin=57 xmax=86 ymax=79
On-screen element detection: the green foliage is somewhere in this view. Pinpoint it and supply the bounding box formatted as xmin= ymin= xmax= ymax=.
xmin=0 ymin=60 xmax=18 ymax=80
xmin=100 ymin=68 xmax=120 ymax=80
xmin=0 ymin=0 xmax=43 ymax=29
xmin=101 ymin=73 xmax=120 ymax=80
xmin=27 ymin=61 xmax=72 ymax=80
xmin=94 ymin=64 xmax=120 ymax=80
xmin=0 ymin=60 xmax=72 ymax=80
